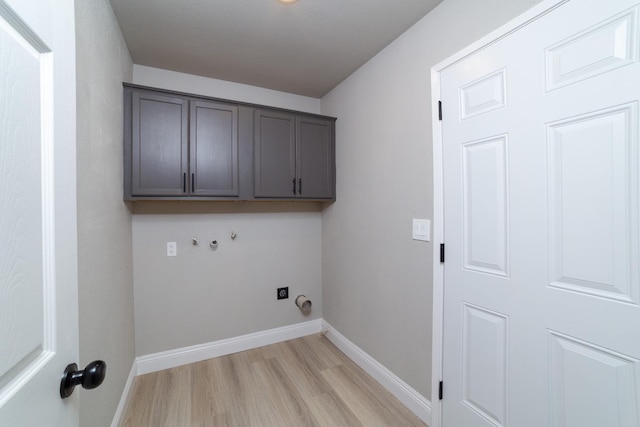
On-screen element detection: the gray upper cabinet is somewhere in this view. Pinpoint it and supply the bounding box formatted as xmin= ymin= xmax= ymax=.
xmin=124 ymin=84 xmax=335 ymax=201
xmin=125 ymin=86 xmax=239 ymax=199
xmin=296 ymin=116 xmax=334 ymax=199
xmin=254 ymin=110 xmax=335 ymax=199
xmin=131 ymin=91 xmax=188 ymax=196
xmin=254 ymin=110 xmax=296 ymax=197
xmin=190 ymin=100 xmax=239 ymax=196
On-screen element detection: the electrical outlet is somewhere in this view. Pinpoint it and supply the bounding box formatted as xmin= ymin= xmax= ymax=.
xmin=277 ymin=287 xmax=289 ymax=300
xmin=167 ymin=242 xmax=177 ymax=257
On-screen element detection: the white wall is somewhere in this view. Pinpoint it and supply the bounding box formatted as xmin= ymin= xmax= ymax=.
xmin=133 ymin=65 xmax=321 ymax=114
xmin=130 ymin=69 xmax=325 ymax=357
xmin=320 ymin=0 xmax=542 ymax=400
xmin=75 ymin=0 xmax=134 ymax=425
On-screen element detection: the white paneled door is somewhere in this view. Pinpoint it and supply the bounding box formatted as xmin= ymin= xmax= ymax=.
xmin=440 ymin=0 xmax=640 ymax=426
xmin=0 ymin=0 xmax=79 ymax=425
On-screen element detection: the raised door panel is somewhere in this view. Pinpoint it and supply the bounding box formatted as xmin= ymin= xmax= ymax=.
xmin=547 ymin=104 xmax=638 ymax=303
xmin=254 ymin=110 xmax=296 ymax=198
xmin=462 ymin=135 xmax=509 ymax=276
xmin=462 ymin=304 xmax=509 ymax=427
xmin=296 ymin=116 xmax=334 ymax=199
xmin=132 ymin=92 xmax=188 ymax=196
xmin=190 ymin=101 xmax=239 ymax=196
xmin=549 ymin=331 xmax=639 ymax=427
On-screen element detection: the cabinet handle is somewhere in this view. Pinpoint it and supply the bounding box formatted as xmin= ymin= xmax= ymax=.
xmin=298 ymin=178 xmax=302 ymax=195
xmin=191 ymin=173 xmax=195 ymax=192
xmin=183 ymin=173 xmax=186 ymax=193
xmin=292 ymin=178 xmax=296 ymax=195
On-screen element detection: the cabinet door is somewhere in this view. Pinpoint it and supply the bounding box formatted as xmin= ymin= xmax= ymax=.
xmin=296 ymin=116 xmax=334 ymax=199
xmin=254 ymin=110 xmax=296 ymax=197
xmin=190 ymin=101 xmax=239 ymax=196
xmin=132 ymin=92 xmax=188 ymax=196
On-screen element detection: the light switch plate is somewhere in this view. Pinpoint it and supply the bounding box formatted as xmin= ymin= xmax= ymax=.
xmin=412 ymin=219 xmax=430 ymax=242
xmin=167 ymin=242 xmax=177 ymax=257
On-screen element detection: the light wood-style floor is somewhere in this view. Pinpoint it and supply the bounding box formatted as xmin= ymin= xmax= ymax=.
xmin=122 ymin=333 xmax=427 ymax=426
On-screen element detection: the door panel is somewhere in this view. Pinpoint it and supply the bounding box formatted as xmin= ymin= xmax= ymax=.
xmin=190 ymin=100 xmax=239 ymax=196
xmin=254 ymin=110 xmax=295 ymax=198
xmin=440 ymin=1 xmax=640 ymax=426
xmin=461 ymin=304 xmax=508 ymax=427
xmin=296 ymin=116 xmax=334 ymax=199
xmin=460 ymin=69 xmax=507 ymax=120
xmin=132 ymin=92 xmax=188 ymax=196
xmin=547 ymin=104 xmax=638 ymax=303
xmin=462 ymin=135 xmax=509 ymax=276
xmin=549 ymin=331 xmax=639 ymax=427
xmin=0 ymin=0 xmax=46 ymax=386
xmin=0 ymin=0 xmax=78 ymax=425
xmin=545 ymin=8 xmax=638 ymax=91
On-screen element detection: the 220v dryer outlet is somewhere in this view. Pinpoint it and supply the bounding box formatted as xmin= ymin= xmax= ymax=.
xmin=277 ymin=287 xmax=289 ymax=300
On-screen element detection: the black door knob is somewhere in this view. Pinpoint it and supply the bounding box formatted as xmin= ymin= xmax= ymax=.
xmin=60 ymin=360 xmax=106 ymax=399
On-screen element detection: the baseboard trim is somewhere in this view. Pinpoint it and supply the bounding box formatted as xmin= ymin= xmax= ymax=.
xmin=136 ymin=319 xmax=324 ymax=375
xmin=322 ymin=320 xmax=432 ymax=425
xmin=110 ymin=361 xmax=137 ymax=427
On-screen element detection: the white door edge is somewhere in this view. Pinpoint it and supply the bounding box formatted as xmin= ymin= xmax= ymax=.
xmin=429 ymin=1 xmax=568 ymax=426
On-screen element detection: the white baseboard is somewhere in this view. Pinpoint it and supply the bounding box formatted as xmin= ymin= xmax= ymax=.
xmin=136 ymin=319 xmax=324 ymax=375
xmin=110 ymin=361 xmax=137 ymax=427
xmin=322 ymin=320 xmax=432 ymax=426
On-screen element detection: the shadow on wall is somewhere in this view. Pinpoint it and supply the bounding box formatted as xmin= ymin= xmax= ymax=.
xmin=131 ymin=201 xmax=331 ymax=215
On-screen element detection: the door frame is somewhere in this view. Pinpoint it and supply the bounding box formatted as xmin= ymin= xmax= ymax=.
xmin=429 ymin=1 xmax=568 ymax=425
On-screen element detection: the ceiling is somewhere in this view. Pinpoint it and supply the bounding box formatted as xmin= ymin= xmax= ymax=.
xmin=108 ymin=0 xmax=443 ymax=98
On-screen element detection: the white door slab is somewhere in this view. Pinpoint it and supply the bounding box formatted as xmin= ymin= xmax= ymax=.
xmin=438 ymin=0 xmax=640 ymax=426
xmin=0 ymin=0 xmax=79 ymax=425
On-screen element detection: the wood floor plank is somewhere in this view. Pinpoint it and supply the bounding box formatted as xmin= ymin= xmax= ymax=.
xmin=274 ymin=340 xmax=333 ymax=398
xmin=306 ymin=392 xmax=364 ymax=427
xmin=190 ymin=359 xmax=219 ymax=423
xmin=221 ymin=351 xmax=260 ymax=427
xmin=121 ymin=333 xmax=427 ymax=427
xmin=296 ymin=334 xmax=344 ymax=370
xmin=326 ymin=362 xmax=426 ymax=427
xmin=121 ymin=372 xmax=157 ymax=426
xmin=321 ymin=364 xmax=403 ymax=427
xmin=150 ymin=364 xmax=192 ymax=426
xmin=251 ymin=357 xmax=318 ymax=426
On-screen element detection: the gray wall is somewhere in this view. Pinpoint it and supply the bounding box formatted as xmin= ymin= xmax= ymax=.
xmin=131 ymin=66 xmax=324 ymax=357
xmin=133 ymin=65 xmax=321 ymax=114
xmin=75 ymin=0 xmax=134 ymax=424
xmin=132 ymin=204 xmax=323 ymax=356
xmin=320 ymin=0 xmax=542 ymax=400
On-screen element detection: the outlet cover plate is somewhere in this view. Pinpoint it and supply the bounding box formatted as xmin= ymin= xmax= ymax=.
xmin=412 ymin=219 xmax=431 ymax=242
xmin=277 ymin=287 xmax=289 ymax=300
xmin=167 ymin=242 xmax=177 ymax=256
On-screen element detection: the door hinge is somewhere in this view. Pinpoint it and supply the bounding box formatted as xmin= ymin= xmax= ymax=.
xmin=438 ymin=101 xmax=442 ymax=121
xmin=440 ymin=243 xmax=445 ymax=263
xmin=439 ymin=381 xmax=443 ymax=400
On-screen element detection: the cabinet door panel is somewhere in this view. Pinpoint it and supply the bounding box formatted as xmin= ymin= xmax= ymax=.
xmin=190 ymin=101 xmax=239 ymax=196
xmin=296 ymin=117 xmax=334 ymax=199
xmin=132 ymin=92 xmax=188 ymax=196
xmin=254 ymin=110 xmax=296 ymax=197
